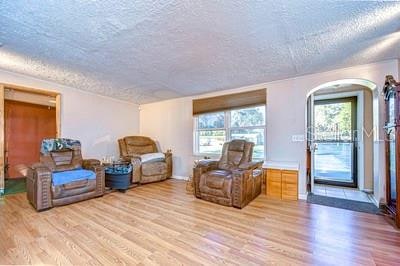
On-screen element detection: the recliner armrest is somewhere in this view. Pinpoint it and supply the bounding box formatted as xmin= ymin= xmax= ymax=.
xmin=82 ymin=159 xmax=104 ymax=173
xmin=231 ymin=169 xmax=251 ymax=209
xmin=129 ymin=156 xmax=142 ymax=183
xmin=26 ymin=163 xmax=53 ymax=211
xmin=231 ymin=166 xmax=263 ymax=209
xmin=164 ymin=152 xmax=173 ymax=178
xmin=122 ymin=154 xmax=142 ymax=167
xmin=82 ymin=159 xmax=104 ymax=196
xmin=82 ymin=159 xmax=101 ymax=168
xmin=29 ymin=163 xmax=52 ymax=178
xmin=193 ymin=159 xmax=219 ymax=198
xmin=238 ymin=161 xmax=263 ymax=170
xmin=194 ymin=159 xmax=219 ymax=169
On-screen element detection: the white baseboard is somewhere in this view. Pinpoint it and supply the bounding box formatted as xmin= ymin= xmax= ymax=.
xmin=171 ymin=175 xmax=189 ymax=181
xmin=370 ymin=195 xmax=380 ymax=207
xmin=298 ymin=193 xmax=308 ymax=200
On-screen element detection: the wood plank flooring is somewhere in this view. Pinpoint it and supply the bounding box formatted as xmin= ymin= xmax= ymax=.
xmin=0 ymin=179 xmax=399 ymax=265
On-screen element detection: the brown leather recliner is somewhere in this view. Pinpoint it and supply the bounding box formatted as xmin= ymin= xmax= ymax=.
xmin=118 ymin=136 xmax=172 ymax=184
xmin=26 ymin=138 xmax=104 ymax=211
xmin=193 ymin=140 xmax=263 ymax=208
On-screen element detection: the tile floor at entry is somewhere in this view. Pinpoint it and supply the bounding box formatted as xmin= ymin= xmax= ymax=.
xmin=313 ymin=184 xmax=373 ymax=203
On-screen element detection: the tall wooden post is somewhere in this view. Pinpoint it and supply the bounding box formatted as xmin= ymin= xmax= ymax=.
xmin=0 ymin=85 xmax=5 ymax=196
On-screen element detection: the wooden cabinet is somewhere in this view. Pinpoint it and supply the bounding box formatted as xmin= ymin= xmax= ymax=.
xmin=281 ymin=171 xmax=298 ymax=200
xmin=264 ymin=168 xmax=298 ymax=200
xmin=266 ymin=169 xmax=282 ymax=199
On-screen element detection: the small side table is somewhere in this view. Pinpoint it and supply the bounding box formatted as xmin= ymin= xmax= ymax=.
xmin=104 ymin=161 xmax=133 ymax=192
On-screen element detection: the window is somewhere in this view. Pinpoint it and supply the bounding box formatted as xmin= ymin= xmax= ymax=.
xmin=196 ymin=112 xmax=226 ymax=154
xmin=194 ymin=105 xmax=265 ymax=159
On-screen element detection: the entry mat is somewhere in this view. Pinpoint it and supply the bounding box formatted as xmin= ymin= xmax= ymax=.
xmin=5 ymin=178 xmax=26 ymax=195
xmin=307 ymin=193 xmax=381 ymax=215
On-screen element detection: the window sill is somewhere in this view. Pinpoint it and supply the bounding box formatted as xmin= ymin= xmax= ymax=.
xmin=193 ymin=153 xmax=220 ymax=158
xmin=193 ymin=153 xmax=264 ymax=162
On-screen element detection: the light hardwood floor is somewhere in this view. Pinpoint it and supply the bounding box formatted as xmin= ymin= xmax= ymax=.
xmin=0 ymin=179 xmax=399 ymax=265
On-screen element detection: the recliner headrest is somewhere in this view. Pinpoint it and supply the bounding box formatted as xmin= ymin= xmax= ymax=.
xmin=124 ymin=136 xmax=155 ymax=146
xmin=228 ymin=139 xmax=246 ymax=152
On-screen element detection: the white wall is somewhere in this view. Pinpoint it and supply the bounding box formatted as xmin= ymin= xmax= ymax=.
xmin=140 ymin=97 xmax=195 ymax=178
xmin=0 ymin=69 xmax=140 ymax=159
xmin=140 ymin=59 xmax=399 ymax=204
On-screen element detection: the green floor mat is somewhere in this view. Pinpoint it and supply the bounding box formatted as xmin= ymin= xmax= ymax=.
xmin=5 ymin=178 xmax=26 ymax=195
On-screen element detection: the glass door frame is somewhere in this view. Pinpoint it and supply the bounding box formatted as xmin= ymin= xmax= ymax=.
xmin=313 ymin=96 xmax=358 ymax=188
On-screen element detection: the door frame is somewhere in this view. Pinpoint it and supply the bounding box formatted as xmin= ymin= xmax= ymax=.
xmin=306 ymin=94 xmax=315 ymax=193
xmin=313 ymin=96 xmax=358 ymax=188
xmin=305 ymin=79 xmax=381 ymax=206
xmin=0 ymin=83 xmax=61 ymax=196
xmin=308 ymin=89 xmax=369 ymax=192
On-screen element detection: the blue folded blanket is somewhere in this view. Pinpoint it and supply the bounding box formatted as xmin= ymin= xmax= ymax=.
xmin=52 ymin=169 xmax=96 ymax=186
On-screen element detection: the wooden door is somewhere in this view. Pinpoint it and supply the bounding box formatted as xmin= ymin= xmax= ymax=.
xmin=5 ymin=100 xmax=56 ymax=178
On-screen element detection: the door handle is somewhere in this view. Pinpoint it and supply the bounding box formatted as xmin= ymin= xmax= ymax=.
xmin=4 ymin=149 xmax=9 ymax=175
xmin=384 ymin=120 xmax=398 ymax=129
xmin=310 ymin=143 xmax=318 ymax=152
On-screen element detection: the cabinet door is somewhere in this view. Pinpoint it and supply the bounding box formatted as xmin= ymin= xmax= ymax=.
xmin=266 ymin=169 xmax=281 ymax=199
xmin=282 ymin=170 xmax=298 ymax=200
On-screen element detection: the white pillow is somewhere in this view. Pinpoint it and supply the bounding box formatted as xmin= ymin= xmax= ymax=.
xmin=140 ymin=152 xmax=165 ymax=163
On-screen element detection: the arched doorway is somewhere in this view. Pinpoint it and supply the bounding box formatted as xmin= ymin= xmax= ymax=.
xmin=306 ymin=79 xmax=381 ymax=206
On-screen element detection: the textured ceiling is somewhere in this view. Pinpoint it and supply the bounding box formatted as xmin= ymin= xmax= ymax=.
xmin=0 ymin=1 xmax=400 ymax=104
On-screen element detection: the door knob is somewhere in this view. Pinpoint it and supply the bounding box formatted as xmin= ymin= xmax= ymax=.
xmin=312 ymin=143 xmax=318 ymax=151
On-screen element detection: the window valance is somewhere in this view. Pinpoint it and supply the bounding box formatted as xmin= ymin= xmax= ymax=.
xmin=192 ymin=88 xmax=266 ymax=115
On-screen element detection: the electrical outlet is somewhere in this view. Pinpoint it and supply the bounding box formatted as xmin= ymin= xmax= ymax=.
xmin=292 ymin=134 xmax=305 ymax=142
